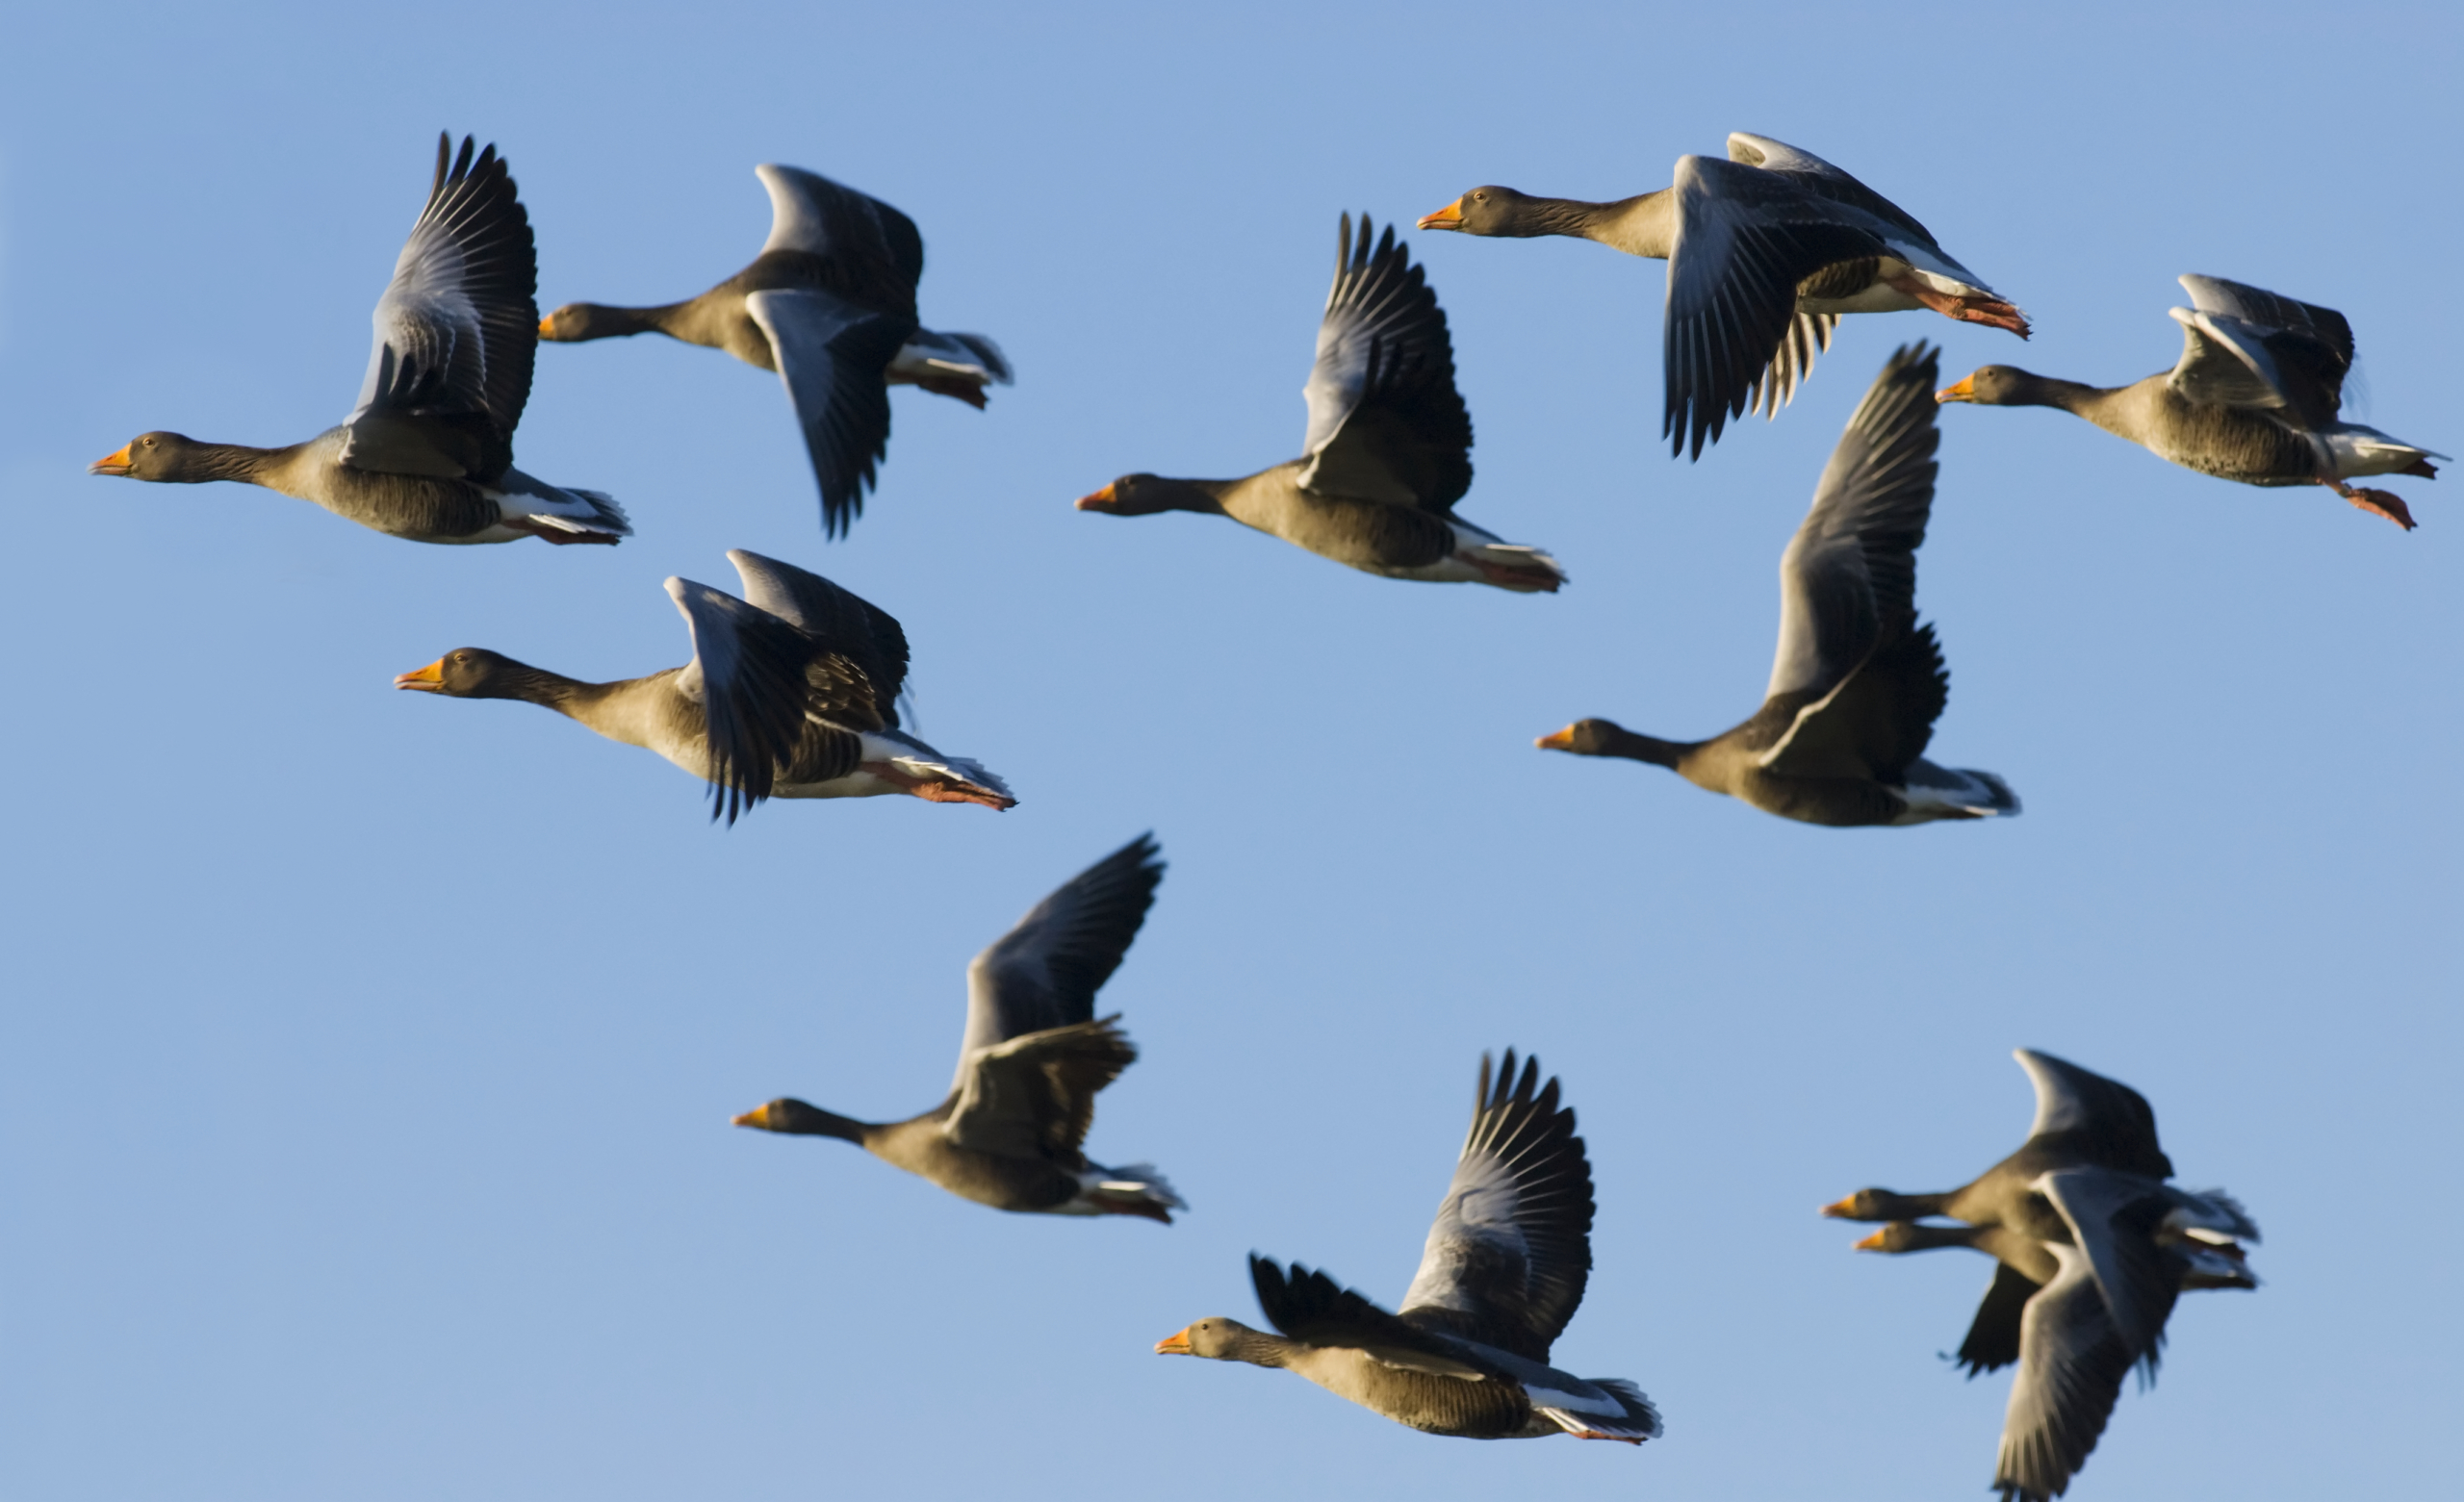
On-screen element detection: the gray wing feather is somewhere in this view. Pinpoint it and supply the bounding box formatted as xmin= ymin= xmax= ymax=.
xmin=745 ymin=290 xmax=911 ymax=539
xmin=1398 ymin=1052 xmax=1593 ymax=1365
xmin=2166 ymin=307 xmax=2291 ymax=410
xmin=350 ymin=136 xmax=537 ymax=440
xmin=1297 ymin=214 xmax=1473 ymax=510
xmin=1766 ymin=344 xmax=1939 ymax=700
xmin=954 ymin=835 xmax=1165 ymax=1088
xmin=1663 ymin=155 xmax=1890 ymax=459
xmin=1997 ymin=1244 xmax=2139 ymax=1502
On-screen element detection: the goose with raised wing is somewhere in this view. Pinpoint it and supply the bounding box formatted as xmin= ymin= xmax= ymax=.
xmin=1078 ymin=214 xmax=1563 ymax=593
xmin=1536 ymin=344 xmax=2015 ymax=826
xmin=90 ymin=135 xmax=625 ymax=546
xmin=1155 ymin=1052 xmax=1658 ymax=1442
xmin=1938 ymin=274 xmax=2441 ymax=529
xmin=540 ymin=165 xmax=1009 ymax=537
xmin=394 ymin=549 xmax=1011 ymax=823
xmin=1823 ymin=1049 xmax=2259 ymax=1502
xmin=732 ymin=834 xmax=1180 ymax=1223
xmin=1418 ymin=133 xmax=2027 ymax=458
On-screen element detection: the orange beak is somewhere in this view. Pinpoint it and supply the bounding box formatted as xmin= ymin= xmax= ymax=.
xmin=393 ymin=659 xmax=447 ymax=691
xmin=1153 ymin=1327 xmax=1195 ymax=1356
xmin=89 ymin=443 xmax=135 ymax=476
xmin=1818 ymin=1196 xmax=1860 ymax=1219
xmin=1075 ymin=482 xmax=1117 ymax=511
xmin=731 ymin=1105 xmax=773 ymax=1130
xmin=537 ymin=314 xmax=557 ymax=339
xmin=1534 ymin=726 xmax=1578 ymax=751
xmin=1852 ymin=1229 xmax=1890 ymax=1251
xmin=1935 ymin=376 xmax=1976 ymax=404
xmin=1416 ymin=198 xmax=1466 ymax=231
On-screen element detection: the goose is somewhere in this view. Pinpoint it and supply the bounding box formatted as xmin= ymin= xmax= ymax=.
xmin=393 ymin=548 xmax=1011 ymax=822
xmin=1938 ymin=274 xmax=2442 ymax=530
xmin=1154 ymin=1051 xmax=1658 ymax=1443
xmin=732 ymin=834 xmax=1180 ymax=1222
xmin=1077 ymin=214 xmax=1564 ymax=593
xmin=539 ymin=165 xmax=1010 ymax=538
xmin=1823 ymin=1049 xmax=2259 ymax=1502
xmin=89 ymin=136 xmax=625 ymax=547
xmin=1535 ymin=344 xmax=2015 ymax=827
xmin=1417 ymin=133 xmax=2028 ymax=458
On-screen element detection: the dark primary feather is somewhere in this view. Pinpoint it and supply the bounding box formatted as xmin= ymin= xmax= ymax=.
xmin=1768 ymin=343 xmax=1941 ymax=700
xmin=743 ymin=291 xmax=909 ymax=538
xmin=1250 ymin=1259 xmax=1491 ymax=1378
xmin=1665 ymin=203 xmax=1883 ymax=458
xmin=1959 ymin=1261 xmax=2040 ymax=1376
xmin=668 ymin=581 xmax=828 ymax=826
xmin=1398 ymin=1051 xmax=1595 ymax=1364
xmin=358 ymin=135 xmax=538 ymax=446
xmin=958 ymin=835 xmax=1166 ymax=1065
xmin=1299 ymin=214 xmax=1474 ymax=510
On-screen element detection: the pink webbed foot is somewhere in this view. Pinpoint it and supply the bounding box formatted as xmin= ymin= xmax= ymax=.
xmin=2331 ymin=481 xmax=2418 ymax=531
xmin=1888 ymin=273 xmax=2031 ymax=338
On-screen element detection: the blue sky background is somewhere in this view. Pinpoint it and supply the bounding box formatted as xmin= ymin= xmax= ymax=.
xmin=3 ymin=3 xmax=2456 ymax=1498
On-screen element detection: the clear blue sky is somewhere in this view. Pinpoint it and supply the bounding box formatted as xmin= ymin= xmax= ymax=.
xmin=3 ymin=3 xmax=2456 ymax=1498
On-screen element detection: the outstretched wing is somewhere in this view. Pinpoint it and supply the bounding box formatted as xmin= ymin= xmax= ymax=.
xmin=955 ymin=835 xmax=1165 ymax=1082
xmin=1397 ymin=1051 xmax=1595 ymax=1364
xmin=744 ymin=290 xmax=911 ymax=539
xmin=1250 ymin=1258 xmax=1491 ymax=1379
xmin=2169 ymin=273 xmax=2354 ymax=427
xmin=1662 ymin=154 xmax=1890 ymax=460
xmin=756 ymin=164 xmax=926 ymax=319
xmin=1297 ymin=214 xmax=1474 ymax=511
xmin=2015 ymin=1050 xmax=2173 ymax=1179
xmin=1996 ymin=1243 xmax=2144 ymax=1502
xmin=1767 ymin=343 xmax=1940 ymax=700
xmin=347 ymin=135 xmax=537 ymax=473
xmin=943 ymin=1017 xmax=1138 ymax=1163
xmin=724 ymin=549 xmax=911 ymax=716
xmin=664 ymin=576 xmax=825 ymax=825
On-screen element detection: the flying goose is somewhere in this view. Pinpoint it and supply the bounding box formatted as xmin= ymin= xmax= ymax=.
xmin=1417 ymin=133 xmax=2028 ymax=458
xmin=394 ymin=549 xmax=1011 ymax=822
xmin=732 ymin=834 xmax=1180 ymax=1222
xmin=1823 ymin=1049 xmax=2260 ymax=1502
xmin=1938 ymin=274 xmax=2442 ymax=529
xmin=1154 ymin=1051 xmax=1658 ymax=1443
xmin=540 ymin=165 xmax=1010 ymax=538
xmin=90 ymin=136 xmax=625 ymax=547
xmin=1536 ymin=344 xmax=2015 ymax=827
xmin=1077 ymin=214 xmax=1564 ymax=593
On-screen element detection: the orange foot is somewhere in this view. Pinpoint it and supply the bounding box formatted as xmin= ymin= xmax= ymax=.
xmin=911 ymin=781 xmax=1016 ymax=809
xmin=1890 ymin=275 xmax=2031 ymax=338
xmin=2333 ymin=482 xmax=2418 ymax=531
